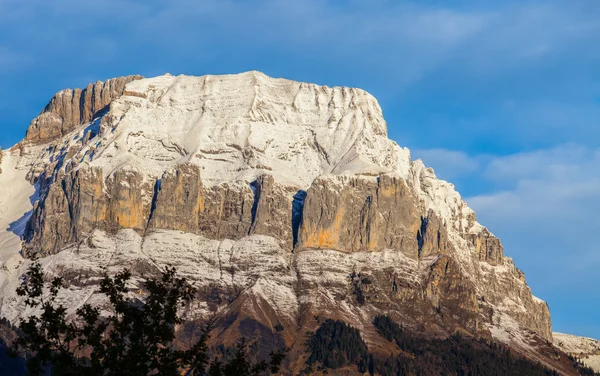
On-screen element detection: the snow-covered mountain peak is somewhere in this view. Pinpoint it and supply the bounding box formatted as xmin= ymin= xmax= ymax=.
xmin=2 ymin=72 xmax=557 ymax=363
xmin=32 ymin=72 xmax=409 ymax=188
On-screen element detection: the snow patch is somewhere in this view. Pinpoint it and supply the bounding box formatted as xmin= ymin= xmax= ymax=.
xmin=0 ymin=150 xmax=38 ymax=289
xmin=487 ymin=313 xmax=534 ymax=351
xmin=554 ymin=332 xmax=600 ymax=354
xmin=554 ymin=332 xmax=600 ymax=372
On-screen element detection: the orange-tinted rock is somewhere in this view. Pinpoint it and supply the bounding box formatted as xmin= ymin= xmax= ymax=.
xmin=25 ymin=165 xmax=296 ymax=256
xmin=424 ymin=256 xmax=478 ymax=330
xmin=148 ymin=164 xmax=205 ymax=234
xmin=24 ymin=166 xmax=153 ymax=256
xmin=299 ymin=175 xmax=422 ymax=257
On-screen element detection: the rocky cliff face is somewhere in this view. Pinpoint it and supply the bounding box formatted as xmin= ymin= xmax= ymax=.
xmin=299 ymin=175 xmax=421 ymax=255
xmin=0 ymin=72 xmax=556 ymax=372
xmin=25 ymin=75 xmax=142 ymax=144
xmin=24 ymin=163 xmax=296 ymax=256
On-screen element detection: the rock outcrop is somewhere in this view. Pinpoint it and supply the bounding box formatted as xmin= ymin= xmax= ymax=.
xmin=25 ymin=75 xmax=142 ymax=144
xmin=467 ymin=228 xmax=504 ymax=265
xmin=248 ymin=175 xmax=297 ymax=249
xmin=299 ymin=175 xmax=421 ymax=256
xmin=424 ymin=255 xmax=479 ymax=329
xmin=148 ymin=163 xmax=258 ymax=240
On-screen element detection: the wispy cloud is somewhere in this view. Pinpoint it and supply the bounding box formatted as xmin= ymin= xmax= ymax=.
xmin=4 ymin=0 xmax=595 ymax=86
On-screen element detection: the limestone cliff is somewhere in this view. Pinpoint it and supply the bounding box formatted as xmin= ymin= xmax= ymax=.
xmin=23 ymin=166 xmax=154 ymax=255
xmin=25 ymin=162 xmax=297 ymax=256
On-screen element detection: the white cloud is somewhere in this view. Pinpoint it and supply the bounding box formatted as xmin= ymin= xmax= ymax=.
xmin=482 ymin=144 xmax=597 ymax=183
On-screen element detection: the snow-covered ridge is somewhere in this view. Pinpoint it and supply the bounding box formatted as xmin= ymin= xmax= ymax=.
xmin=554 ymin=332 xmax=600 ymax=355
xmin=0 ymin=149 xmax=37 ymax=300
xmin=69 ymin=71 xmax=408 ymax=188
xmin=0 ymin=151 xmax=36 ymax=265
xmin=554 ymin=333 xmax=600 ymax=372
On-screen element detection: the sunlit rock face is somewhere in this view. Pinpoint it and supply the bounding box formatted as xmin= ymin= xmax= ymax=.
xmin=1 ymin=72 xmax=552 ymax=371
xmin=25 ymin=75 xmax=143 ymax=144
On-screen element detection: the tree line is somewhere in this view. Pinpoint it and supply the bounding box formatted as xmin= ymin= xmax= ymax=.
xmin=305 ymin=315 xmax=598 ymax=376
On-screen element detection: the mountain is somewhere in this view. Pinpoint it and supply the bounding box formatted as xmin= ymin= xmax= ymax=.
xmin=554 ymin=333 xmax=600 ymax=372
xmin=0 ymin=71 xmax=587 ymax=374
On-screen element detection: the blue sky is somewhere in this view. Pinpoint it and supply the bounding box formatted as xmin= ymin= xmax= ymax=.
xmin=1 ymin=0 xmax=599 ymax=338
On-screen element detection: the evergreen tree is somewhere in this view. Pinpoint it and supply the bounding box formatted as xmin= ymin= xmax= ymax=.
xmin=11 ymin=262 xmax=285 ymax=376
xmin=306 ymin=319 xmax=368 ymax=370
